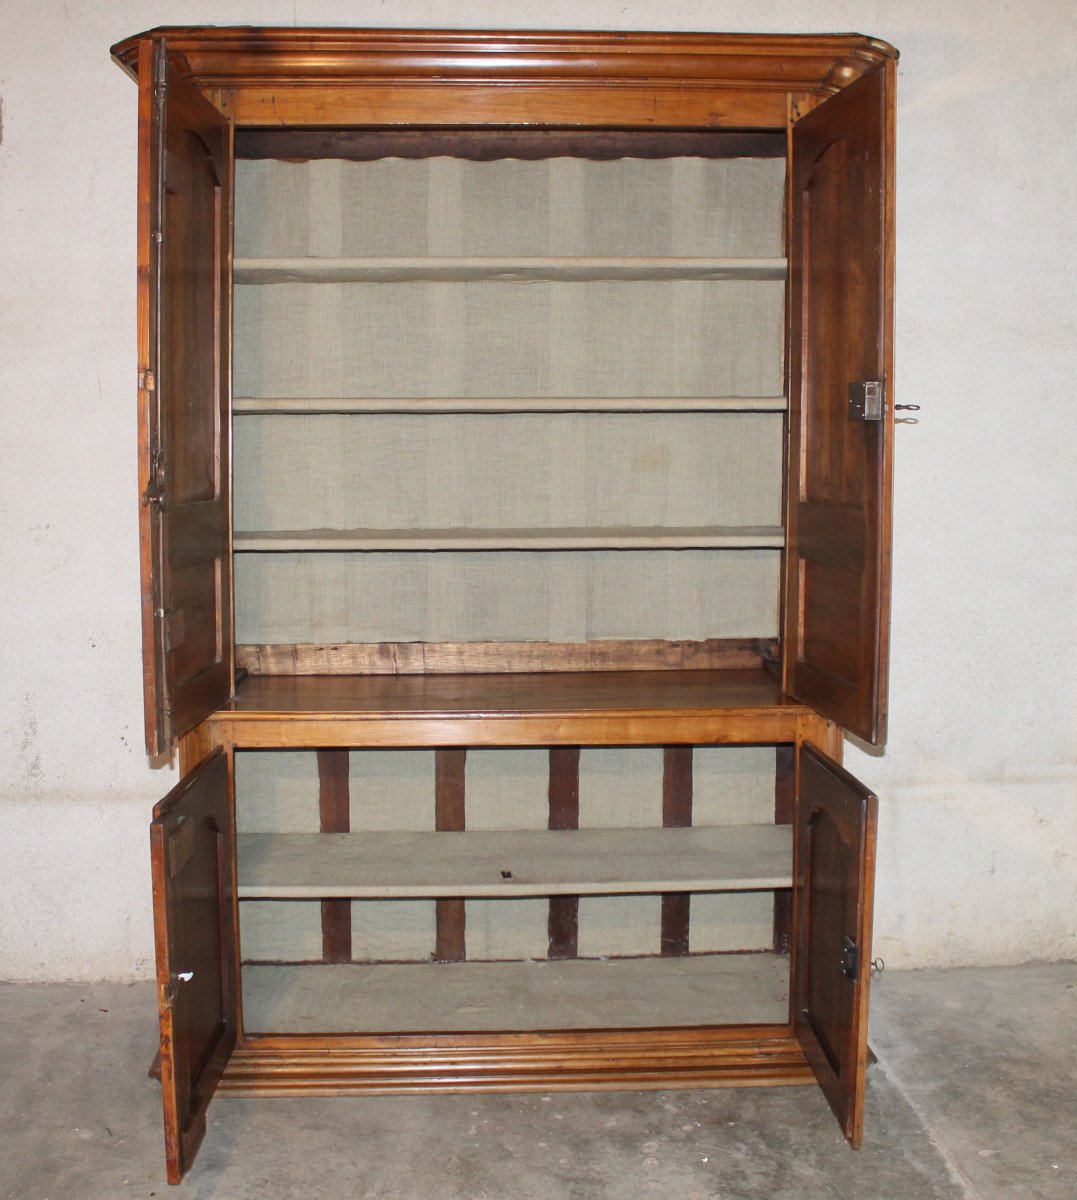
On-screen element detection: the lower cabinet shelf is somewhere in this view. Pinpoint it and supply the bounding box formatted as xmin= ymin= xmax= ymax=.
xmin=241 ymin=953 xmax=791 ymax=1034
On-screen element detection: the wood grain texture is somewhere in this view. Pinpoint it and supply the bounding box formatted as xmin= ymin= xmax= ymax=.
xmin=661 ymin=748 xmax=694 ymax=957
xmin=150 ymin=749 xmax=236 ymax=1184
xmin=435 ymin=750 xmax=467 ymax=963
xmin=111 ymin=30 xmax=897 ymax=134
xmin=317 ymin=750 xmax=351 ymax=964
xmin=208 ymin=671 xmax=810 ymax=749
xmin=773 ymin=745 xmax=796 ymax=954
xmin=235 ymin=127 xmax=787 ymax=161
xmin=547 ymin=747 xmax=580 ymax=960
xmin=793 ymin=745 xmax=877 ymax=1147
xmin=222 ymin=1025 xmax=813 ymax=1095
xmin=783 ymin=63 xmax=894 ymax=745
xmin=139 ymin=47 xmax=234 ymax=756
xmin=236 ymin=639 xmax=779 ymax=676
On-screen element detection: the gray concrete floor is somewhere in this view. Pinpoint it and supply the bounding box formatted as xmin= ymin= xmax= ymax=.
xmin=0 ymin=963 xmax=1073 ymax=1199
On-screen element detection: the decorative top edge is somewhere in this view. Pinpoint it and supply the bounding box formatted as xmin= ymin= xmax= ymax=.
xmin=110 ymin=26 xmax=897 ymax=89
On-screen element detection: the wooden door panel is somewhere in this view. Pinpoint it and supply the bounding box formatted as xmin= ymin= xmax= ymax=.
xmin=784 ymin=63 xmax=894 ymax=744
xmin=138 ymin=39 xmax=232 ymax=756
xmin=793 ymin=744 xmax=877 ymax=1146
xmin=150 ymin=748 xmax=237 ymax=1184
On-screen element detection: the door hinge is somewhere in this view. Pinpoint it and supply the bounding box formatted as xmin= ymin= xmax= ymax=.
xmin=138 ymin=369 xmax=155 ymax=392
xmin=848 ymin=380 xmax=884 ymax=422
xmin=142 ymin=446 xmax=167 ymax=510
xmin=840 ymin=936 xmax=860 ymax=981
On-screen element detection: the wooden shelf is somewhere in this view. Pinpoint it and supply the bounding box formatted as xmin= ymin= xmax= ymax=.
xmin=233 ymin=526 xmax=786 ymax=552
xmin=233 ymin=255 xmax=788 ymax=284
xmin=241 ymin=953 xmax=791 ymax=1033
xmin=233 ymin=395 xmax=789 ymax=415
xmin=237 ymin=824 xmax=792 ymax=899
xmin=208 ymin=670 xmax=815 ymax=748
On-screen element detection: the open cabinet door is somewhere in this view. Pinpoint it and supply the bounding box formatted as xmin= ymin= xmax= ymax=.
xmin=784 ymin=62 xmax=895 ymax=744
xmin=137 ymin=38 xmax=233 ymax=756
xmin=150 ymin=749 xmax=237 ymax=1183
xmin=793 ymin=745 xmax=877 ymax=1145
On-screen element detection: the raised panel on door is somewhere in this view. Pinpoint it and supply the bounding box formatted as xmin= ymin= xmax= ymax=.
xmin=784 ymin=63 xmax=895 ymax=744
xmin=137 ymin=38 xmax=233 ymax=756
xmin=150 ymin=748 xmax=237 ymax=1183
xmin=793 ymin=744 xmax=877 ymax=1146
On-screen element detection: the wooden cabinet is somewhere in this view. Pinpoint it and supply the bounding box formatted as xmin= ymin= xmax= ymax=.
xmin=112 ymin=26 xmax=896 ymax=1182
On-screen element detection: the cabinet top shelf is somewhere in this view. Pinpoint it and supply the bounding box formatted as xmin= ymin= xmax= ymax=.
xmin=233 ymin=256 xmax=788 ymax=284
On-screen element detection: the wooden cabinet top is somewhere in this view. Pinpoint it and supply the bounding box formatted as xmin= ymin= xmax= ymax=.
xmin=112 ymin=27 xmax=897 ymax=129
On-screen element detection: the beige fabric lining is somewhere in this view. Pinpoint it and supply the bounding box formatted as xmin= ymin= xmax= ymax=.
xmin=234 ymin=550 xmax=779 ymax=644
xmin=234 ymin=413 xmax=781 ymax=531
xmin=235 ymin=157 xmax=785 ymax=259
xmin=234 ymin=279 xmax=782 ymax=400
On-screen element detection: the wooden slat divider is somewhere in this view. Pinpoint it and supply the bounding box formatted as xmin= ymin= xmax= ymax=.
xmin=236 ymin=637 xmax=778 ymax=676
xmin=317 ymin=749 xmax=351 ymax=964
xmin=772 ymin=745 xmax=795 ymax=954
xmin=435 ymin=749 xmax=467 ymax=962
xmin=547 ymin=747 xmax=581 ymax=960
xmin=661 ymin=747 xmax=694 ymax=956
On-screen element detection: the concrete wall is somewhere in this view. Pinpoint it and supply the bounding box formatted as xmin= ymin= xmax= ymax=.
xmin=1 ymin=1 xmax=1074 ymax=981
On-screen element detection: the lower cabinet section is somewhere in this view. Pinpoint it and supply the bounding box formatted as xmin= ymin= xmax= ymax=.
xmin=150 ymin=733 xmax=876 ymax=1182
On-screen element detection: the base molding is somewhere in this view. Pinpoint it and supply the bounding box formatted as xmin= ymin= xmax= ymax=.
xmin=221 ymin=1026 xmax=814 ymax=1096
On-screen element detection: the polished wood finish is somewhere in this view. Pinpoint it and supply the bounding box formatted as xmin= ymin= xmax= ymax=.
xmin=235 ymin=127 xmax=786 ymax=161
xmin=223 ymin=1025 xmax=814 ymax=1095
xmin=111 ymin=28 xmax=896 ymax=131
xmin=317 ymin=750 xmax=351 ymax=964
xmin=660 ymin=748 xmax=694 ymax=956
xmin=793 ymin=745 xmax=878 ymax=1146
xmin=547 ymin=747 xmax=580 ymax=960
xmin=434 ymin=749 xmax=467 ymax=963
xmin=116 ymin=25 xmax=895 ymax=1175
xmin=207 ymin=671 xmax=813 ymax=749
xmin=784 ymin=63 xmax=895 ymax=745
xmin=236 ymin=638 xmax=778 ymax=676
xmin=773 ymin=745 xmax=796 ymax=954
xmin=137 ymin=45 xmax=234 ymax=756
xmin=149 ymin=750 xmax=236 ymax=1184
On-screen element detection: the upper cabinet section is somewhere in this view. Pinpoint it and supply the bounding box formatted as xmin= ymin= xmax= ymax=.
xmin=111 ymin=28 xmax=896 ymax=129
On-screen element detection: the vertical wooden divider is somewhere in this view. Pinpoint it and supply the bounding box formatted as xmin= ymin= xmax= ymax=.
xmin=317 ymin=749 xmax=352 ymax=964
xmin=661 ymin=747 xmax=694 ymax=956
xmin=547 ymin=747 xmax=581 ymax=959
xmin=773 ymin=745 xmax=795 ymax=954
xmin=434 ymin=749 xmax=467 ymax=962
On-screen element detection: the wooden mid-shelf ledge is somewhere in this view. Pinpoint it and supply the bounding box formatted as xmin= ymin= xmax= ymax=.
xmin=232 ymin=526 xmax=786 ymax=552
xmin=232 ymin=395 xmax=789 ymax=415
xmin=233 ymin=255 xmax=788 ymax=284
xmin=237 ymin=824 xmax=793 ymax=899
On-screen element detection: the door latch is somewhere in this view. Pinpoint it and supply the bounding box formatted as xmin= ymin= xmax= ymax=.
xmin=840 ymin=936 xmax=859 ymax=981
xmin=848 ymin=380 xmax=884 ymax=421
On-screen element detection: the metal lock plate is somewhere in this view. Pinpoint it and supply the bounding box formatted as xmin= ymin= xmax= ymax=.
xmin=848 ymin=380 xmax=884 ymax=421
